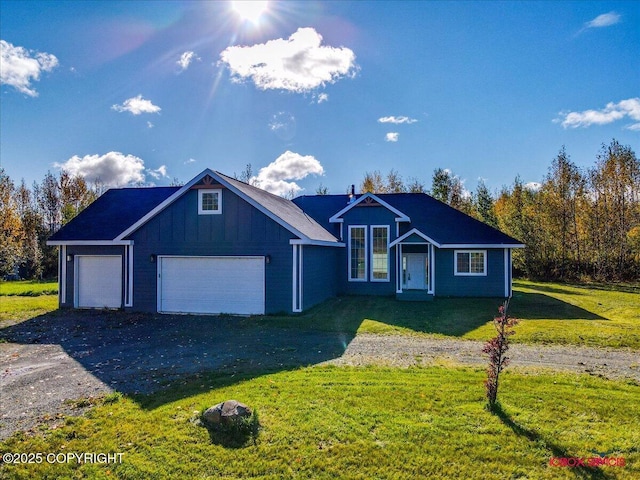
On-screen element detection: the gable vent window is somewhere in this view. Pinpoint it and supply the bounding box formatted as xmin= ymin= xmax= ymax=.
xmin=198 ymin=189 xmax=222 ymax=215
xmin=455 ymin=250 xmax=487 ymax=276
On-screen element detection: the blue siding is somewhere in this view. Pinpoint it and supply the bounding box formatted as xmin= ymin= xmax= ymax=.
xmin=62 ymin=245 xmax=126 ymax=307
xmin=128 ymin=188 xmax=295 ymax=314
xmin=338 ymin=205 xmax=397 ymax=297
xmin=434 ymin=248 xmax=506 ymax=297
xmin=302 ymin=245 xmax=339 ymax=310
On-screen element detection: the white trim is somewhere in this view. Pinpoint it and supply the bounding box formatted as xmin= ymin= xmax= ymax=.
xmin=117 ymin=169 xmax=340 ymax=246
xmin=348 ymin=225 xmax=367 ymax=282
xmin=116 ymin=170 xmax=213 ymax=240
xmin=442 ymin=243 xmax=525 ymax=249
xmin=60 ymin=246 xmax=66 ymax=305
xmin=390 ymin=228 xmax=441 ymax=248
xmin=429 ymin=244 xmax=435 ymax=295
xmin=454 ymin=250 xmax=487 ymax=276
xmin=329 ymin=193 xmax=411 ymax=223
xmin=504 ymin=249 xmax=509 ymax=298
xmin=292 ymin=245 xmax=298 ymax=312
xmin=395 ymin=243 xmax=403 ymax=293
xmin=289 ymin=239 xmax=345 ymax=247
xmin=298 ymin=245 xmax=303 ymax=312
xmin=126 ymin=244 xmax=134 ymax=307
xmin=198 ymin=189 xmax=222 ymax=215
xmin=370 ymin=225 xmax=390 ymax=282
xmin=47 ymin=240 xmax=133 ymax=246
xmin=292 ymin=245 xmax=303 ymax=312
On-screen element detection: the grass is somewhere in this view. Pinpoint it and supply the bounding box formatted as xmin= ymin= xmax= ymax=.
xmin=0 ymin=280 xmax=58 ymax=323
xmin=0 ymin=280 xmax=58 ymax=297
xmin=252 ymin=280 xmax=639 ymax=349
xmin=1 ymin=366 xmax=638 ymax=479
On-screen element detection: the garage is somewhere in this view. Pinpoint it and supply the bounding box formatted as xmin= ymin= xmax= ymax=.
xmin=75 ymin=255 xmax=123 ymax=308
xmin=158 ymin=256 xmax=265 ymax=315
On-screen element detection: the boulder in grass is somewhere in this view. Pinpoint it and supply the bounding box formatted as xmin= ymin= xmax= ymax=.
xmin=202 ymin=400 xmax=252 ymax=427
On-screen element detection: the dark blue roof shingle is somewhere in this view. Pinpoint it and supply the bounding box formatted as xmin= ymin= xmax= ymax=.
xmin=49 ymin=186 xmax=180 ymax=241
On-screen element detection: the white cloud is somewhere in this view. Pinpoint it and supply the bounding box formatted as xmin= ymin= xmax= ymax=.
xmin=314 ymin=92 xmax=329 ymax=104
xmin=585 ymin=11 xmax=621 ymax=29
xmin=556 ymin=97 xmax=640 ymax=130
xmin=0 ymin=40 xmax=58 ymax=96
xmin=219 ymin=27 xmax=357 ymax=93
xmin=385 ymin=132 xmax=399 ymax=142
xmin=112 ymin=95 xmax=161 ymax=115
xmin=147 ymin=121 xmax=154 ymax=129
xmin=525 ymin=182 xmax=542 ymax=192
xmin=177 ymin=51 xmax=199 ymax=71
xmin=250 ymin=151 xmax=324 ymax=197
xmin=54 ymin=152 xmax=146 ymax=187
xmin=269 ymin=111 xmax=296 ymax=140
xmin=184 ymin=158 xmax=196 ymax=164
xmin=378 ymin=116 xmax=418 ymax=124
xmin=147 ymin=165 xmax=168 ymax=180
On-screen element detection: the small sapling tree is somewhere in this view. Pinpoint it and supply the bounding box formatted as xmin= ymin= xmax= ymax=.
xmin=482 ymin=299 xmax=518 ymax=409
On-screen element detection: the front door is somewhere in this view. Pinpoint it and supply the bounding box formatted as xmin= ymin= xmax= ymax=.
xmin=404 ymin=253 xmax=427 ymax=290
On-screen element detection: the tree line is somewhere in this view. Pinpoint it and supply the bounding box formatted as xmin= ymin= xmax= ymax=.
xmin=0 ymin=170 xmax=101 ymax=279
xmin=357 ymin=139 xmax=640 ymax=282
xmin=1 ymin=138 xmax=638 ymax=282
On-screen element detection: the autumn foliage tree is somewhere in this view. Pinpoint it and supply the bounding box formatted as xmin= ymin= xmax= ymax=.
xmin=482 ymin=300 xmax=518 ymax=408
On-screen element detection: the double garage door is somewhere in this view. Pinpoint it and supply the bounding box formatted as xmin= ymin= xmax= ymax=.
xmin=158 ymin=256 xmax=265 ymax=315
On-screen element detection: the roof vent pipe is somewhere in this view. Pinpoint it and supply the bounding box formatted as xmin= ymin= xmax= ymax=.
xmin=349 ymin=184 xmax=355 ymax=203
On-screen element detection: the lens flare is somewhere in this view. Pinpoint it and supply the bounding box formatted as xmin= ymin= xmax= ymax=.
xmin=232 ymin=1 xmax=268 ymax=24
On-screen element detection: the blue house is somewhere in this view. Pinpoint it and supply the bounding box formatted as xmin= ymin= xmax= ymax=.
xmin=48 ymin=169 xmax=524 ymax=315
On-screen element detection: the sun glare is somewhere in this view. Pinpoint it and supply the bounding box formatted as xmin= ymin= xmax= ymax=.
xmin=232 ymin=1 xmax=268 ymax=24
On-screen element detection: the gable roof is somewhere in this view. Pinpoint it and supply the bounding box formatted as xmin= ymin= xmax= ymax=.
xmin=293 ymin=193 xmax=524 ymax=247
xmin=215 ymin=172 xmax=340 ymax=245
xmin=48 ymin=186 xmax=180 ymax=242
xmin=49 ymin=169 xmax=341 ymax=246
xmin=328 ymin=192 xmax=410 ymax=223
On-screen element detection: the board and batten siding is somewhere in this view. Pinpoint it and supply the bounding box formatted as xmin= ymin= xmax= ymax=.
xmin=127 ymin=188 xmax=296 ymax=314
xmin=434 ymin=248 xmax=506 ymax=297
xmin=301 ymin=245 xmax=340 ymax=311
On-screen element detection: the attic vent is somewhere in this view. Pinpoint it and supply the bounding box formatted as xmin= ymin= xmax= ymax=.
xmin=202 ymin=175 xmax=214 ymax=185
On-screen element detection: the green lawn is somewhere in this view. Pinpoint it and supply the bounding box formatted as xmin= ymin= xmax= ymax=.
xmin=1 ymin=366 xmax=638 ymax=479
xmin=260 ymin=280 xmax=639 ymax=349
xmin=0 ymin=280 xmax=58 ymax=324
xmin=1 ymin=281 xmax=639 ymax=478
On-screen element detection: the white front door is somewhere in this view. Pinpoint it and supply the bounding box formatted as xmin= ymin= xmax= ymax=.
xmin=404 ymin=253 xmax=427 ymax=290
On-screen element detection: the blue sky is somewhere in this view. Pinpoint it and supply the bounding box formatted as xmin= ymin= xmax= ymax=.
xmin=1 ymin=0 xmax=638 ymax=196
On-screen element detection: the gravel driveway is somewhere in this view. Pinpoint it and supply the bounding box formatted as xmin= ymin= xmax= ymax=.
xmin=1 ymin=311 xmax=638 ymax=440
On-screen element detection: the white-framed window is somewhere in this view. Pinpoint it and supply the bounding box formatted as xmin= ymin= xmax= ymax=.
xmin=371 ymin=225 xmax=389 ymax=282
xmin=198 ymin=189 xmax=222 ymax=215
xmin=455 ymin=250 xmax=487 ymax=276
xmin=348 ymin=226 xmax=367 ymax=281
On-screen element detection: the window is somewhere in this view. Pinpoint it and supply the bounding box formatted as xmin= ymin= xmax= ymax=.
xmin=198 ymin=189 xmax=222 ymax=215
xmin=349 ymin=226 xmax=367 ymax=281
xmin=371 ymin=226 xmax=389 ymax=281
xmin=455 ymin=250 xmax=487 ymax=276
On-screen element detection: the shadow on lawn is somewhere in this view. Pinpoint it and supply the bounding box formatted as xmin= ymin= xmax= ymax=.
xmin=0 ymin=289 xmax=604 ymax=409
xmin=0 ymin=309 xmax=357 ymax=408
xmin=492 ymin=404 xmax=610 ymax=480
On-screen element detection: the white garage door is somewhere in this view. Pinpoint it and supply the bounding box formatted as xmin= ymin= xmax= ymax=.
xmin=158 ymin=256 xmax=265 ymax=315
xmin=76 ymin=255 xmax=122 ymax=308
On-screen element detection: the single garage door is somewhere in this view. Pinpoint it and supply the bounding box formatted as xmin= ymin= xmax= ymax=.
xmin=158 ymin=256 xmax=265 ymax=315
xmin=75 ymin=255 xmax=122 ymax=308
